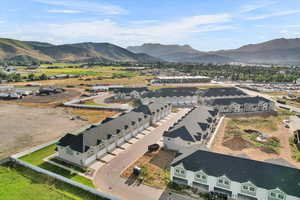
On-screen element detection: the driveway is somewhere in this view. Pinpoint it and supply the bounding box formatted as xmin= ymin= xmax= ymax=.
xmin=93 ymin=108 xmax=190 ymax=200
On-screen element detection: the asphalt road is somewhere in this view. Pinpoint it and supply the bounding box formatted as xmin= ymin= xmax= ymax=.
xmin=93 ymin=108 xmax=190 ymax=200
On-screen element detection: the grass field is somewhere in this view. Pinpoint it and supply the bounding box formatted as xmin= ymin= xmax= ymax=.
xmin=0 ymin=163 xmax=105 ymax=200
xmin=20 ymin=144 xmax=94 ymax=188
xmin=30 ymin=66 xmax=136 ymax=77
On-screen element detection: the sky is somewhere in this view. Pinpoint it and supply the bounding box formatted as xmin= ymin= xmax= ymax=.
xmin=1 ymin=0 xmax=300 ymax=51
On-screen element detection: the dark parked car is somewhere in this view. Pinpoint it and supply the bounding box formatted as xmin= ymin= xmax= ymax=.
xmin=148 ymin=144 xmax=160 ymax=152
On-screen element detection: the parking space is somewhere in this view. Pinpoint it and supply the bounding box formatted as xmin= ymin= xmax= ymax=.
xmin=100 ymin=154 xmax=116 ymax=163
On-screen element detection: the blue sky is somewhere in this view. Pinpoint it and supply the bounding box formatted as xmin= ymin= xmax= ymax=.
xmin=0 ymin=0 xmax=300 ymax=50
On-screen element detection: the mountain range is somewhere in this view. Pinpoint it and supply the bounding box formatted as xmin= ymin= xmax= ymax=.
xmin=0 ymin=38 xmax=160 ymax=63
xmin=128 ymin=38 xmax=300 ymax=65
xmin=1 ymin=37 xmax=300 ymax=65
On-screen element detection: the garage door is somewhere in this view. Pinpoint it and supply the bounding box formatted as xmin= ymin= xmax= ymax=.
xmin=173 ymin=177 xmax=188 ymax=185
xmin=192 ymin=182 xmax=209 ymax=192
xmin=214 ymin=187 xmax=232 ymax=197
xmin=117 ymin=137 xmax=125 ymax=146
xmin=107 ymin=143 xmax=116 ymax=152
xmin=125 ymin=133 xmax=132 ymax=140
xmin=96 ymin=148 xmax=107 ymax=159
xmin=237 ymin=194 xmax=258 ymax=200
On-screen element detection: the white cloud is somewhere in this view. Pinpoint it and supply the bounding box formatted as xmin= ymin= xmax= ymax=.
xmin=247 ymin=10 xmax=300 ymax=20
xmin=239 ymin=0 xmax=277 ymax=13
xmin=8 ymin=14 xmax=232 ymax=47
xmin=0 ymin=19 xmax=5 ymax=24
xmin=47 ymin=9 xmax=82 ymax=14
xmin=34 ymin=0 xmax=127 ymax=15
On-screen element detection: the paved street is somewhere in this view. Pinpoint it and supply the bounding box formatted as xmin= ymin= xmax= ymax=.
xmin=93 ymin=108 xmax=190 ymax=200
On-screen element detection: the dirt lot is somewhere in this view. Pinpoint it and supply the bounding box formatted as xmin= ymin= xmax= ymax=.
xmin=211 ymin=117 xmax=300 ymax=169
xmin=0 ymin=104 xmax=89 ymax=159
xmin=64 ymin=108 xmax=119 ymax=124
xmin=122 ymin=149 xmax=176 ymax=189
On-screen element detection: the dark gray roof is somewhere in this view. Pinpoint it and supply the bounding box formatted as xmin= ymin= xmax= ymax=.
xmin=110 ymin=87 xmax=149 ymax=93
xmin=211 ymin=96 xmax=271 ymax=106
xmin=203 ymin=87 xmax=248 ymax=98
xmin=143 ymin=87 xmax=199 ymax=98
xmin=58 ymin=101 xmax=168 ymax=153
xmin=163 ymin=106 xmax=218 ymax=142
xmin=171 ymin=149 xmax=300 ymax=197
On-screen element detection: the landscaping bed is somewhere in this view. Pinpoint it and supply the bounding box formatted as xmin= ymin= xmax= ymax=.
xmin=121 ymin=149 xmax=176 ymax=189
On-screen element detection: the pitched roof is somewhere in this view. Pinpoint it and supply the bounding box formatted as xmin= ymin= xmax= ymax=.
xmin=203 ymin=87 xmax=248 ymax=98
xmin=163 ymin=106 xmax=218 ymax=142
xmin=110 ymin=87 xmax=149 ymax=93
xmin=143 ymin=87 xmax=199 ymax=98
xmin=211 ymin=96 xmax=271 ymax=106
xmin=58 ymin=101 xmax=168 ymax=153
xmin=171 ymin=149 xmax=300 ymax=197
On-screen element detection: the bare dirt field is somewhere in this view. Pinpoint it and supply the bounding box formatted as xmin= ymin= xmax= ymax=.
xmin=122 ymin=149 xmax=176 ymax=189
xmin=64 ymin=108 xmax=119 ymax=124
xmin=211 ymin=117 xmax=300 ymax=169
xmin=0 ymin=104 xmax=89 ymax=159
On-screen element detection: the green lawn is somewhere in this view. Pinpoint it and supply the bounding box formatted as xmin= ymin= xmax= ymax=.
xmin=0 ymin=163 xmax=105 ymax=200
xmin=20 ymin=144 xmax=94 ymax=188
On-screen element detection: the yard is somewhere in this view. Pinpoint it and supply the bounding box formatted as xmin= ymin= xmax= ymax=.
xmin=0 ymin=104 xmax=88 ymax=160
xmin=121 ymin=149 xmax=176 ymax=189
xmin=20 ymin=144 xmax=95 ymax=188
xmin=0 ymin=163 xmax=105 ymax=200
xmin=211 ymin=109 xmax=300 ymax=169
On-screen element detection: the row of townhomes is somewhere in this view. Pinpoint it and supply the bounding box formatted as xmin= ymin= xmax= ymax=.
xmin=110 ymin=87 xmax=149 ymax=100
xmin=57 ymin=101 xmax=172 ymax=167
xmin=141 ymin=87 xmax=201 ymax=107
xmin=208 ymin=96 xmax=275 ymax=114
xmin=163 ymin=106 xmax=220 ymax=151
xmin=151 ymin=76 xmax=212 ymax=84
xmin=170 ymin=148 xmax=300 ymax=200
xmin=202 ymin=87 xmax=249 ymax=100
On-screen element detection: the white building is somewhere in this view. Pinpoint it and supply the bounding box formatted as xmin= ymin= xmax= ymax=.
xmin=170 ymin=149 xmax=300 ymax=200
xmin=57 ymin=101 xmax=172 ymax=167
xmin=142 ymin=87 xmax=200 ymax=107
xmin=163 ymin=106 xmax=219 ymax=151
xmin=209 ymin=96 xmax=275 ymax=114
xmin=151 ymin=76 xmax=211 ymax=84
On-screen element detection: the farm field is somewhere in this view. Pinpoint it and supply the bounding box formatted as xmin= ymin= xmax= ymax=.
xmin=0 ymin=163 xmax=104 ymax=200
xmin=11 ymin=75 xmax=152 ymax=87
xmin=211 ymin=109 xmax=300 ymax=169
xmin=0 ymin=104 xmax=88 ymax=160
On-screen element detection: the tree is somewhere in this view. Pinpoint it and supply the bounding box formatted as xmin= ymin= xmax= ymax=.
xmin=39 ymin=73 xmax=48 ymax=80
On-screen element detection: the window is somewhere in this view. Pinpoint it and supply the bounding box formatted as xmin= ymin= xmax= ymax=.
xmin=268 ymin=190 xmax=286 ymax=200
xmin=195 ymin=172 xmax=207 ymax=183
xmin=241 ymin=182 xmax=256 ymax=196
xmin=217 ymin=176 xmax=230 ymax=188
xmin=174 ymin=167 xmax=186 ymax=177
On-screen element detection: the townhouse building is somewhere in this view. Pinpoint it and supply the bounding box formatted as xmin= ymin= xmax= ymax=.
xmin=208 ymin=96 xmax=274 ymax=114
xmin=170 ymin=149 xmax=300 ymax=200
xmin=142 ymin=87 xmax=200 ymax=107
xmin=163 ymin=106 xmax=219 ymax=151
xmin=57 ymin=101 xmax=171 ymax=167
xmin=110 ymin=87 xmax=149 ymax=100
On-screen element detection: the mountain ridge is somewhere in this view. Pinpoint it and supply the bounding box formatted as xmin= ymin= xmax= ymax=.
xmin=0 ymin=38 xmax=161 ymax=63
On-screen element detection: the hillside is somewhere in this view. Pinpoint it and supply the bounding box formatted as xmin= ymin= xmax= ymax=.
xmin=127 ymin=43 xmax=234 ymax=63
xmin=212 ymin=38 xmax=300 ymax=65
xmin=0 ymin=38 xmax=160 ymax=63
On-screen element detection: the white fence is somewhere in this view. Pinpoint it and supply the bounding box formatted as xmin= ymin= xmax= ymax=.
xmin=9 ymin=139 xmax=122 ymax=200
xmin=206 ymin=116 xmax=225 ymax=149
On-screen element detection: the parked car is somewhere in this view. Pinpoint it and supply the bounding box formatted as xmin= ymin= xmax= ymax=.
xmin=148 ymin=144 xmax=160 ymax=152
